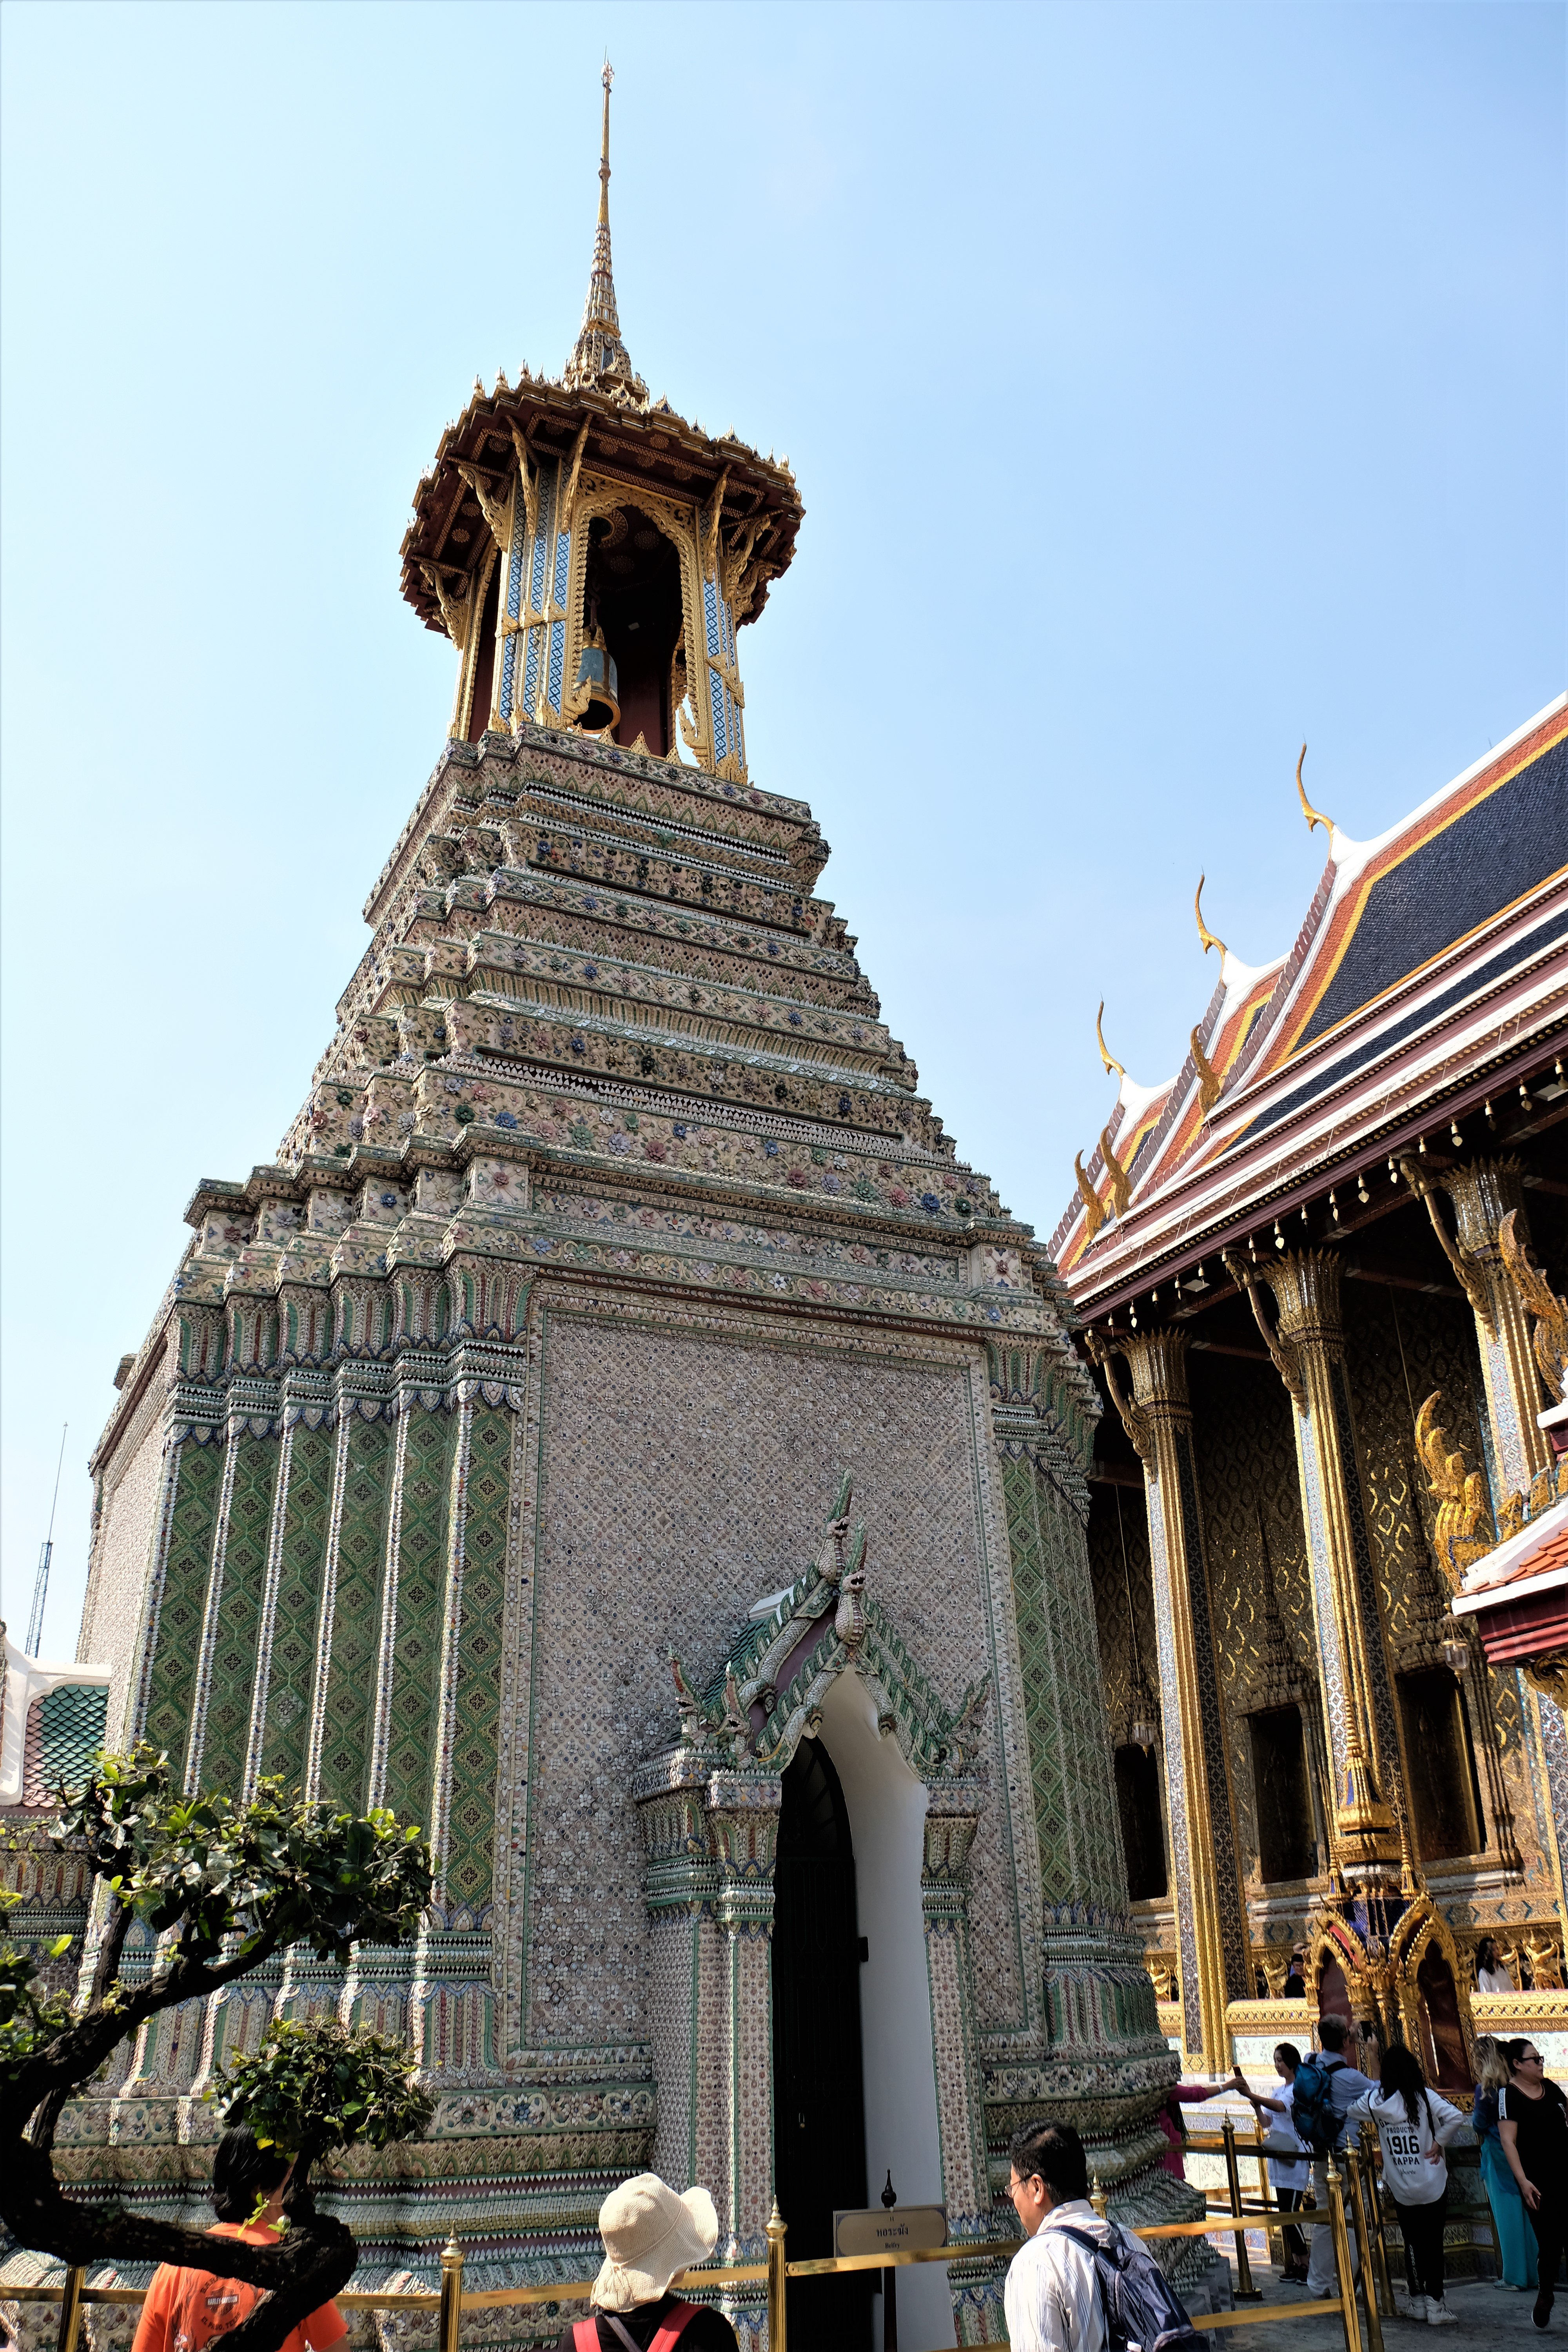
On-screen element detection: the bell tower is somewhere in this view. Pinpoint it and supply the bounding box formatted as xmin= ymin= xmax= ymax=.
xmin=402 ymin=62 xmax=800 ymax=779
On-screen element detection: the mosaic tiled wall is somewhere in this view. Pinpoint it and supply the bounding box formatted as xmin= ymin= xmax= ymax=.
xmin=257 ymin=1425 xmax=334 ymax=1788
xmin=1004 ymin=1455 xmax=1126 ymax=1917
xmin=318 ymin=1419 xmax=395 ymax=1810
xmin=140 ymin=1439 xmax=222 ymax=1765
xmin=512 ymin=1301 xmax=1025 ymax=2054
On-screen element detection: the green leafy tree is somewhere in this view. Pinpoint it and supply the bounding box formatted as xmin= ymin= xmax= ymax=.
xmin=1 ymin=1748 xmax=434 ymax=2352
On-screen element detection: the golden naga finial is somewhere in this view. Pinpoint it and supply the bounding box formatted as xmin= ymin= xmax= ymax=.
xmin=1194 ymin=875 xmax=1227 ymax=960
xmin=1095 ymin=1000 xmax=1125 ymax=1081
xmin=1073 ymin=1152 xmax=1107 ymax=1241
xmin=1191 ymin=1024 xmax=1222 ymax=1114
xmin=1295 ymin=743 xmax=1334 ymax=838
xmin=1098 ymin=1123 xmax=1132 ymax=1217
xmin=1414 ymin=1391 xmax=1494 ymax=1587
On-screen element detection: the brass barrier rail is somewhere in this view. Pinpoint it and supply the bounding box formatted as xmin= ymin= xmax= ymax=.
xmin=4 ymin=2157 xmax=1379 ymax=2352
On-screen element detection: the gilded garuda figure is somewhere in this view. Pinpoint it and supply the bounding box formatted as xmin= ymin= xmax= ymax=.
xmin=1499 ymin=1208 xmax=1568 ymax=1405
xmin=1415 ymin=1392 xmax=1494 ymax=1587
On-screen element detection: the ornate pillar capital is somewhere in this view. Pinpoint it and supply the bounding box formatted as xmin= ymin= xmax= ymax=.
xmin=1436 ymin=1156 xmax=1528 ymax=1264
xmin=1119 ymin=1326 xmax=1192 ymax=1417
xmin=1085 ymin=1325 xmax=1187 ymax=1465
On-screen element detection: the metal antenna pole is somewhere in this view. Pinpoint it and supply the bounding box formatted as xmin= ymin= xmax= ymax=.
xmin=25 ymin=1424 xmax=68 ymax=1656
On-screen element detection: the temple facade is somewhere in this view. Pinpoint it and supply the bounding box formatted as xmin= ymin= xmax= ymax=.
xmin=1052 ymin=709 xmax=1568 ymax=2085
xmin=1 ymin=73 xmax=1191 ymax=2350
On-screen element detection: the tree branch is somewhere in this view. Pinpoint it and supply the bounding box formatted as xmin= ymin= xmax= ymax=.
xmin=0 ymin=2135 xmax=358 ymax=2352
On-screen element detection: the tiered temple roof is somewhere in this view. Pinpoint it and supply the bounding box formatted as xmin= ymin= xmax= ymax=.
xmin=1054 ymin=694 xmax=1568 ymax=1319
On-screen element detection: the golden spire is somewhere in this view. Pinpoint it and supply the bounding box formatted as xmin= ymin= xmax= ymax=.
xmin=1095 ymin=1000 xmax=1125 ymax=1081
xmin=1295 ymin=742 xmax=1334 ymax=838
xmin=1194 ymin=874 xmax=1227 ymax=960
xmin=564 ymin=61 xmax=647 ymax=403
xmin=598 ymin=54 xmax=612 ymax=229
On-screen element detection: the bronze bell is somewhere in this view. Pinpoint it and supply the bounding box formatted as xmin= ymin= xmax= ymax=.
xmin=573 ymin=625 xmax=620 ymax=732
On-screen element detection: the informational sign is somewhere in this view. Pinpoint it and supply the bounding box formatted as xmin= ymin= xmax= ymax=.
xmin=832 ymin=2205 xmax=948 ymax=2259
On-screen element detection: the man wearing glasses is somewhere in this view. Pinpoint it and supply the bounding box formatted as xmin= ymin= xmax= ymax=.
xmin=1498 ymin=2041 xmax=1568 ymax=2334
xmin=1004 ymin=2122 xmax=1107 ymax=2352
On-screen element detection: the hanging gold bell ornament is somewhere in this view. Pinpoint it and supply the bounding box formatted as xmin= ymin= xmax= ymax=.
xmin=573 ymin=624 xmax=620 ymax=731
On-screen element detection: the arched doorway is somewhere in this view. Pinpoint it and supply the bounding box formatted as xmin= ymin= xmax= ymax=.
xmin=772 ymin=1735 xmax=871 ymax=2350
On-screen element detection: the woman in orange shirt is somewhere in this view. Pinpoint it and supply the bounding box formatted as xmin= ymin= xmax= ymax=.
xmin=132 ymin=2130 xmax=347 ymax=2352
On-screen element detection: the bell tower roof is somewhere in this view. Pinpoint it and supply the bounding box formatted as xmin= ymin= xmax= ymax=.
xmin=563 ymin=62 xmax=646 ymax=403
xmin=397 ymin=66 xmax=804 ymax=773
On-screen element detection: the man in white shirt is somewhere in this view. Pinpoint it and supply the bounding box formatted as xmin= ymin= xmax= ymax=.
xmin=1004 ymin=2120 xmax=1107 ymax=2352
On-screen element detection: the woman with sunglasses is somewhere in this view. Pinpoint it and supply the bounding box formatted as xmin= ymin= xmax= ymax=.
xmin=1499 ymin=2039 xmax=1568 ymax=2333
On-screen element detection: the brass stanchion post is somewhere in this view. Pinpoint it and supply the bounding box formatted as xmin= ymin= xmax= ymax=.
xmin=1343 ymin=2150 xmax=1385 ymax=2352
xmin=1325 ymin=2161 xmax=1358 ymax=2352
xmin=1221 ymin=2117 xmax=1260 ymax=2298
xmin=438 ymin=2235 xmax=463 ymax=2352
xmin=1358 ymin=2122 xmax=1396 ymax=2319
xmin=766 ymin=2198 xmax=787 ymax=2352
xmin=55 ymin=2266 xmax=85 ymax=2352
xmin=1251 ymin=2114 xmax=1282 ymax=2273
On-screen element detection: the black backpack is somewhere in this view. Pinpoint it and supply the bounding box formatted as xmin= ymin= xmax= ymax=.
xmin=1057 ymin=2222 xmax=1208 ymax=2352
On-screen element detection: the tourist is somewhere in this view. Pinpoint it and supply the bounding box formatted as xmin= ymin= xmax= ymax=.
xmin=554 ymin=2176 xmax=735 ymax=2352
xmin=1348 ymin=2043 xmax=1464 ymax=2325
xmin=1282 ymin=1951 xmax=1307 ymax=2000
xmin=1472 ymin=2035 xmax=1537 ymax=2291
xmin=1230 ymin=2044 xmax=1312 ymax=2281
xmin=1004 ymin=2121 xmax=1107 ymax=2350
xmin=131 ymin=2129 xmax=347 ymax=2352
xmin=1156 ymin=2080 xmax=1214 ymax=2180
xmin=1498 ymin=2039 xmax=1568 ymax=2335
xmin=1477 ymin=1937 xmax=1517 ymax=1994
xmin=1293 ymin=2017 xmax=1374 ymax=2298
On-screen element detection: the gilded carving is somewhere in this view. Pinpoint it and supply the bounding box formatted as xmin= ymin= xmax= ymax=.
xmin=1221 ymin=1251 xmax=1306 ymax=1410
xmin=1499 ymin=1206 xmax=1568 ymax=1403
xmin=1398 ymin=1158 xmax=1497 ymax=1339
xmin=1414 ymin=1392 xmax=1493 ymax=1587
xmin=1073 ymin=1152 xmax=1106 ymax=1242
xmin=1085 ymin=1330 xmax=1153 ymax=1466
xmin=1190 ymin=1024 xmax=1222 ymax=1115
xmin=420 ymin=564 xmax=472 ymax=653
xmin=1098 ymin=1123 xmax=1132 ymax=1217
xmin=454 ymin=461 xmax=514 ymax=555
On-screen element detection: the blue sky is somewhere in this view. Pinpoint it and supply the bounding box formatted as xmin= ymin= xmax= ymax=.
xmin=2 ymin=0 xmax=1562 ymax=1657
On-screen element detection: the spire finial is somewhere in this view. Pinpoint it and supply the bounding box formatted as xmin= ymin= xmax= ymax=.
xmin=564 ymin=62 xmax=647 ymax=404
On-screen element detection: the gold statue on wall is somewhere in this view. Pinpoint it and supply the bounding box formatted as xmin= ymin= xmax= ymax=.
xmin=1414 ymin=1392 xmax=1494 ymax=1587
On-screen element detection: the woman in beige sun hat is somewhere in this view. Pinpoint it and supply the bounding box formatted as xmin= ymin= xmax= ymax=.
xmin=553 ymin=2173 xmax=739 ymax=2352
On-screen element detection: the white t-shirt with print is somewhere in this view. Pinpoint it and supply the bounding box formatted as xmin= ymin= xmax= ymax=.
xmin=1347 ymin=2085 xmax=1463 ymax=2206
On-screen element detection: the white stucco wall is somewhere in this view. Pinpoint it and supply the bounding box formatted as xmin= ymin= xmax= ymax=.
xmin=819 ymin=1670 xmax=955 ymax=2350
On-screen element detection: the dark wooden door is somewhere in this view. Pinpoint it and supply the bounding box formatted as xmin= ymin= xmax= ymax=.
xmin=771 ymin=1738 xmax=871 ymax=2351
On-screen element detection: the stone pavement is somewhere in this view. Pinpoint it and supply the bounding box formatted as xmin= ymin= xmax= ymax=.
xmin=1196 ymin=2264 xmax=1554 ymax=2347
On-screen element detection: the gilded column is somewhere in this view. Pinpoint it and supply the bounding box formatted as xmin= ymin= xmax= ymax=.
xmin=1088 ymin=1327 xmax=1250 ymax=2069
xmin=1401 ymin=1157 xmax=1550 ymax=1494
xmin=1225 ymin=1250 xmax=1410 ymax=1889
